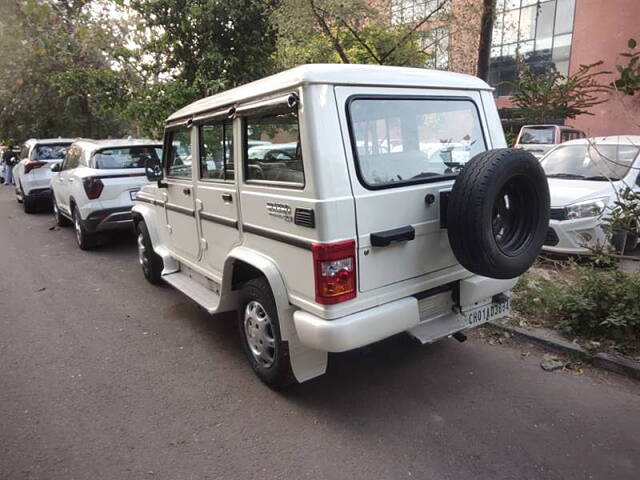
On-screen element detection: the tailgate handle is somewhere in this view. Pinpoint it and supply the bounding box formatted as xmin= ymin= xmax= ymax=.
xmin=370 ymin=226 xmax=415 ymax=247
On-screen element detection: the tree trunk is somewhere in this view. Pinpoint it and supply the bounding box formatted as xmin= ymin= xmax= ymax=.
xmin=476 ymin=0 xmax=496 ymax=81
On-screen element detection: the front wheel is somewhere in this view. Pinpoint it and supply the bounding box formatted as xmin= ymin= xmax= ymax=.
xmin=53 ymin=198 xmax=71 ymax=226
xmin=238 ymin=278 xmax=295 ymax=388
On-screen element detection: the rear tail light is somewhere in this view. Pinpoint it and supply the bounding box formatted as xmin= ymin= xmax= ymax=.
xmin=83 ymin=177 xmax=104 ymax=199
xmin=24 ymin=161 xmax=46 ymax=174
xmin=312 ymin=240 xmax=356 ymax=305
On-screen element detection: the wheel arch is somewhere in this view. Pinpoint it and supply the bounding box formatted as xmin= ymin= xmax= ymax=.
xmin=223 ymin=247 xmax=328 ymax=383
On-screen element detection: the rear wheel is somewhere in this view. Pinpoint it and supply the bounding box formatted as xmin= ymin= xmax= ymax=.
xmin=238 ymin=278 xmax=295 ymax=388
xmin=136 ymin=221 xmax=163 ymax=284
xmin=73 ymin=206 xmax=95 ymax=250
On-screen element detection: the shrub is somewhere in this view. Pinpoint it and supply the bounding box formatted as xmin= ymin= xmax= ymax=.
xmin=556 ymin=267 xmax=640 ymax=341
xmin=513 ymin=265 xmax=640 ymax=347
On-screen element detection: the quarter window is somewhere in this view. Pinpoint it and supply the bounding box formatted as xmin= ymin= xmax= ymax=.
xmin=244 ymin=109 xmax=304 ymax=186
xmin=200 ymin=121 xmax=234 ymax=181
xmin=166 ymin=128 xmax=192 ymax=178
xmin=348 ymin=98 xmax=486 ymax=188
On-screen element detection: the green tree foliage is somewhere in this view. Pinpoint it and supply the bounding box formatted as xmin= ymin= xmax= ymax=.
xmin=612 ymin=38 xmax=640 ymax=96
xmin=0 ymin=0 xmax=133 ymax=140
xmin=510 ymin=62 xmax=611 ymax=124
xmin=272 ymin=0 xmax=450 ymax=68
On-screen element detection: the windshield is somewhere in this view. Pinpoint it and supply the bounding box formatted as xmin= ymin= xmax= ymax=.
xmin=519 ymin=127 xmax=555 ymax=145
xmin=542 ymin=144 xmax=640 ymax=181
xmin=348 ymin=98 xmax=486 ymax=188
xmin=93 ymin=146 xmax=162 ymax=170
xmin=32 ymin=143 xmax=71 ymax=160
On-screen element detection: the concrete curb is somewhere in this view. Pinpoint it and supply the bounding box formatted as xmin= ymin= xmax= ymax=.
xmin=487 ymin=321 xmax=640 ymax=381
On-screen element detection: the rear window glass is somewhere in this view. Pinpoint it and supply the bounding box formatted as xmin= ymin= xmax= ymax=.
xmin=348 ymin=98 xmax=486 ymax=188
xmin=93 ymin=146 xmax=162 ymax=170
xmin=32 ymin=144 xmax=71 ymax=160
xmin=519 ymin=127 xmax=555 ymax=145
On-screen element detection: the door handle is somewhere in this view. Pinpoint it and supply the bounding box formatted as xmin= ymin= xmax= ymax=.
xmin=68 ymin=178 xmax=74 ymax=183
xmin=183 ymin=188 xmax=191 ymax=196
xmin=370 ymin=226 xmax=415 ymax=247
xmin=221 ymin=193 xmax=233 ymax=202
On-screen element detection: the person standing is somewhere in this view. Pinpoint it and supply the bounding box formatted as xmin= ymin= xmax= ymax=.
xmin=2 ymin=143 xmax=17 ymax=185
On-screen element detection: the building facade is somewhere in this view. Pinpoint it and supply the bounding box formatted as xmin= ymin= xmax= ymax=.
xmin=388 ymin=0 xmax=640 ymax=136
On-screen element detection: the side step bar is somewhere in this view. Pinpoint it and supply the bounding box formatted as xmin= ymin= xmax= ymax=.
xmin=162 ymin=272 xmax=220 ymax=314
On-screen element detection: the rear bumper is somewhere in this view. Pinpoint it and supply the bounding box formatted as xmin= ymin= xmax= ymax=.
xmin=293 ymin=275 xmax=517 ymax=352
xmin=84 ymin=207 xmax=134 ymax=233
xmin=25 ymin=187 xmax=52 ymax=200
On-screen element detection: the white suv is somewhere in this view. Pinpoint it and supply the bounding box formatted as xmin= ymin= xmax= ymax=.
xmin=14 ymin=138 xmax=75 ymax=213
xmin=51 ymin=138 xmax=162 ymax=249
xmin=133 ymin=65 xmax=550 ymax=387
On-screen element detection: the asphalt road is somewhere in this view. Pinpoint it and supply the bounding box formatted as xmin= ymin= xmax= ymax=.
xmin=1 ymin=186 xmax=639 ymax=480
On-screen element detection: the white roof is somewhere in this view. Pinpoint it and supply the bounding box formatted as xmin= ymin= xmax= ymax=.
xmin=168 ymin=64 xmax=492 ymax=122
xmin=26 ymin=138 xmax=76 ymax=146
xmin=72 ymin=138 xmax=162 ymax=154
xmin=561 ymin=135 xmax=640 ymax=146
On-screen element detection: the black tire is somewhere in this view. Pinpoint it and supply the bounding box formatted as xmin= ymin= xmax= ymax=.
xmin=53 ymin=197 xmax=71 ymax=226
xmin=73 ymin=206 xmax=95 ymax=250
xmin=23 ymin=195 xmax=37 ymax=214
xmin=447 ymin=149 xmax=550 ymax=279
xmin=136 ymin=221 xmax=163 ymax=285
xmin=238 ymin=278 xmax=296 ymax=388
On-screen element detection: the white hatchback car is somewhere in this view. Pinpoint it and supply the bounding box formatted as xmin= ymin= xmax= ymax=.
xmin=51 ymin=138 xmax=162 ymax=249
xmin=14 ymin=138 xmax=75 ymax=213
xmin=132 ymin=64 xmax=550 ymax=387
xmin=542 ymin=136 xmax=640 ymax=254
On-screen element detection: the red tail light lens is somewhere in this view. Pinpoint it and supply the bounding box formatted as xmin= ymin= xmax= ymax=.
xmin=24 ymin=161 xmax=46 ymax=174
xmin=83 ymin=177 xmax=104 ymax=199
xmin=312 ymin=240 xmax=356 ymax=305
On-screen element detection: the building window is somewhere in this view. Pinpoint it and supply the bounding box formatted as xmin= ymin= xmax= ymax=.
xmin=489 ymin=0 xmax=575 ymax=96
xmin=421 ymin=27 xmax=449 ymax=70
xmin=391 ymin=0 xmax=450 ymax=25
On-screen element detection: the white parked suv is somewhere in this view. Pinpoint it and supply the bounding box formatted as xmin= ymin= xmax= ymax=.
xmin=132 ymin=65 xmax=550 ymax=387
xmin=51 ymin=138 xmax=162 ymax=249
xmin=14 ymin=138 xmax=75 ymax=213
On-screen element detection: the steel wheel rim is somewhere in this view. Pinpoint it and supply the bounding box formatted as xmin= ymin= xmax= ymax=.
xmin=137 ymin=233 xmax=149 ymax=273
xmin=244 ymin=300 xmax=276 ymax=368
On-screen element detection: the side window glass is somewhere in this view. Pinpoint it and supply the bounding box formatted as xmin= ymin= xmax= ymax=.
xmin=167 ymin=128 xmax=192 ymax=178
xmin=200 ymin=121 xmax=234 ymax=181
xmin=244 ymin=109 xmax=303 ymax=186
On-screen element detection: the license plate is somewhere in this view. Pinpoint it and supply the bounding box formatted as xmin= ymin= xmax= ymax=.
xmin=129 ymin=189 xmax=140 ymax=200
xmin=463 ymin=299 xmax=511 ymax=327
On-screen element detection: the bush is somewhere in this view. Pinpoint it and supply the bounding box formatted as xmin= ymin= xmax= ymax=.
xmin=513 ymin=265 xmax=640 ymax=347
xmin=556 ymin=267 xmax=640 ymax=341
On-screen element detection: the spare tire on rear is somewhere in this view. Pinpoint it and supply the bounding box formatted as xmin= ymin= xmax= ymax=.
xmin=446 ymin=149 xmax=549 ymax=279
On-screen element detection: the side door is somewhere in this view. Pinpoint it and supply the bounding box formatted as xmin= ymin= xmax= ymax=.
xmin=195 ymin=117 xmax=240 ymax=277
xmin=163 ymin=125 xmax=200 ymax=261
xmin=334 ymin=86 xmax=490 ymax=293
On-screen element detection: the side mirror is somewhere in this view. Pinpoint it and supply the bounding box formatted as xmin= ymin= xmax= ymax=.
xmin=51 ymin=163 xmax=62 ymax=173
xmin=144 ymin=157 xmax=163 ymax=182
